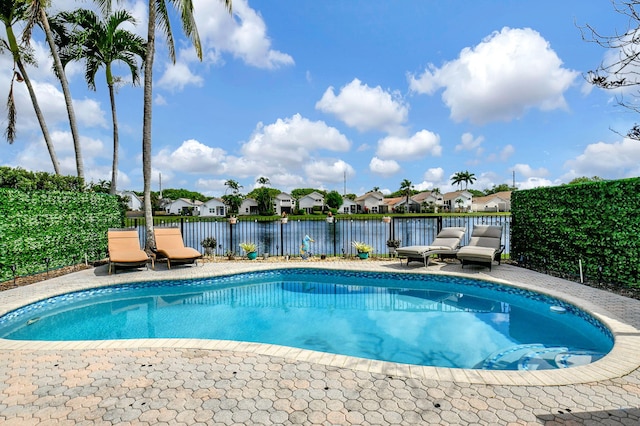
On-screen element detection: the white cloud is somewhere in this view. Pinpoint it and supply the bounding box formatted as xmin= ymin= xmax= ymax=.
xmin=155 ymin=94 xmax=168 ymax=106
xmin=564 ymin=138 xmax=640 ymax=178
xmin=369 ymin=157 xmax=400 ymax=176
xmin=518 ymin=177 xmax=555 ymax=190
xmin=241 ymin=113 xmax=351 ymax=165
xmin=157 ymin=53 xmax=205 ymax=91
xmin=154 ymin=139 xmax=228 ymax=173
xmin=424 ymin=167 xmax=445 ymax=182
xmin=316 ymin=78 xmax=409 ymax=133
xmin=194 ymin=0 xmax=294 ymax=69
xmin=376 ymin=130 xmax=441 ymax=160
xmin=455 ymin=132 xmax=484 ymax=152
xmin=304 ymin=159 xmax=355 ymax=185
xmin=512 ymin=163 xmax=549 ymax=179
xmin=500 ymin=144 xmax=515 ymax=161
xmin=409 ymin=27 xmax=579 ymax=124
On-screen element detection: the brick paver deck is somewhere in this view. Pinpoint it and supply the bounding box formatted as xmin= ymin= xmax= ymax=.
xmin=1 ymin=259 xmax=640 ymax=425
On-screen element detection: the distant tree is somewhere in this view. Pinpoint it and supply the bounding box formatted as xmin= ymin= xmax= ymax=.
xmin=568 ymin=176 xmax=605 ymax=185
xmin=325 ymin=190 xmax=343 ymax=209
xmin=399 ymin=179 xmax=414 ymax=212
xmin=484 ymin=183 xmax=516 ymax=195
xmin=460 ymin=170 xmax=476 ymax=189
xmin=223 ymin=179 xmax=243 ymax=214
xmin=343 ymin=193 xmax=357 ymax=201
xmin=371 ymin=186 xmax=380 ymax=192
xmin=450 ymin=172 xmax=465 ymax=189
xmin=254 ymin=176 xmax=274 ymax=215
xmin=161 ymin=188 xmax=207 ymax=202
xmin=468 ymin=189 xmax=484 ymax=197
xmin=582 ymin=1 xmax=640 ymax=140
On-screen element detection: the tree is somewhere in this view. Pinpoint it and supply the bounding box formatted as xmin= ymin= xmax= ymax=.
xmin=399 ymin=179 xmax=413 ymax=212
xmin=461 ymin=170 xmax=476 ymax=189
xmin=450 ymin=172 xmax=464 ymax=189
xmin=568 ymin=176 xmax=604 ymax=185
xmin=582 ymin=1 xmax=640 ymax=140
xmin=254 ymin=176 xmax=273 ymax=215
xmin=325 ymin=190 xmax=343 ymax=210
xmin=484 ymin=183 xmax=516 ymax=195
xmin=1 ymin=0 xmax=61 ymax=174
xmin=223 ymin=179 xmax=243 ymax=214
xmin=140 ymin=0 xmax=232 ymax=250
xmin=56 ymin=8 xmax=146 ymax=195
xmin=24 ymin=1 xmax=85 ymax=180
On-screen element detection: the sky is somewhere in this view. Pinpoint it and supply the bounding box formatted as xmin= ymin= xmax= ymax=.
xmin=2 ymin=0 xmax=640 ymax=197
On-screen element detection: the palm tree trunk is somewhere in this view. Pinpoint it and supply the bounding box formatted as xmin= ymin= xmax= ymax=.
xmin=16 ymin=60 xmax=61 ymax=175
xmin=5 ymin=19 xmax=61 ymax=174
xmin=142 ymin=0 xmax=156 ymax=251
xmin=39 ymin=8 xmax=84 ymax=181
xmin=107 ymin=79 xmax=119 ymax=195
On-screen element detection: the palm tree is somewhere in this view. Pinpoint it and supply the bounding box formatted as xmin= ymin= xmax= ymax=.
xmin=1 ymin=0 xmax=60 ymax=174
xmin=461 ymin=170 xmax=476 ymax=189
xmin=224 ymin=179 xmax=242 ymax=194
xmin=55 ymin=8 xmax=146 ymax=195
xmin=223 ymin=179 xmax=243 ymax=214
xmin=399 ymin=179 xmax=413 ymax=212
xmin=23 ymin=1 xmax=84 ymax=180
xmin=140 ymin=0 xmax=232 ymax=250
xmin=451 ymin=172 xmax=464 ymax=190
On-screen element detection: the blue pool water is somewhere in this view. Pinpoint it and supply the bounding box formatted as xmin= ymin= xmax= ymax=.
xmin=0 ymin=269 xmax=613 ymax=370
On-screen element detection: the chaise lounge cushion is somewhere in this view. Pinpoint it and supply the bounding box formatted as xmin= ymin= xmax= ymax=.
xmin=154 ymin=227 xmax=203 ymax=268
xmin=396 ymin=227 xmax=466 ymax=267
xmin=107 ymin=229 xmax=151 ymax=274
xmin=456 ymin=225 xmax=504 ymax=270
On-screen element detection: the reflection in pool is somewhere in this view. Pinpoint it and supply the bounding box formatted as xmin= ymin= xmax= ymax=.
xmin=0 ymin=268 xmax=613 ymax=370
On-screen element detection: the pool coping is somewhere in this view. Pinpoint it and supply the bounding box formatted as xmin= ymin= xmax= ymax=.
xmin=1 ymin=260 xmax=639 ymax=386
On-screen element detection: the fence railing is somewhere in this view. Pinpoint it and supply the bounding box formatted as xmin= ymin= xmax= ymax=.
xmin=126 ymin=214 xmax=512 ymax=258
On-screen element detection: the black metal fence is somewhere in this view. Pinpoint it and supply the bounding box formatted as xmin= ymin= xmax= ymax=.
xmin=127 ymin=215 xmax=512 ymax=258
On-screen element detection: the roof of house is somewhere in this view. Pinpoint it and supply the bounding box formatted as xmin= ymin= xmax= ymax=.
xmin=443 ymin=190 xmax=472 ymax=201
xmin=472 ymin=191 xmax=512 ymax=204
xmin=355 ymin=191 xmax=384 ymax=202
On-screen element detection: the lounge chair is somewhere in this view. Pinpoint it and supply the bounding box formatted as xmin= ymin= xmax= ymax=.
xmin=456 ymin=225 xmax=505 ymax=270
xmin=154 ymin=227 xmax=203 ymax=269
xmin=107 ymin=229 xmax=152 ymax=274
xmin=396 ymin=227 xmax=466 ymax=267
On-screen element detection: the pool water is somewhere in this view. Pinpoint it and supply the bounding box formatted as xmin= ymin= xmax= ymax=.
xmin=0 ymin=269 xmax=613 ymax=370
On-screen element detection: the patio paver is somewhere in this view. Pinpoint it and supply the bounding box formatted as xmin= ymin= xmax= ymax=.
xmin=1 ymin=259 xmax=640 ymax=424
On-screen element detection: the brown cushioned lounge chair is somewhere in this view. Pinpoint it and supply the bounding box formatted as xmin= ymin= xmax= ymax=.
xmin=107 ymin=229 xmax=152 ymax=274
xmin=456 ymin=224 xmax=505 ymax=270
xmin=154 ymin=227 xmax=203 ymax=269
xmin=395 ymin=227 xmax=466 ymax=268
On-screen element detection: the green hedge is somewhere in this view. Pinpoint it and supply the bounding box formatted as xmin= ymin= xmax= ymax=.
xmin=511 ymin=177 xmax=640 ymax=287
xmin=0 ymin=189 xmax=123 ymax=282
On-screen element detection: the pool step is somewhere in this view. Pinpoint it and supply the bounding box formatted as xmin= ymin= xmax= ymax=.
xmin=483 ymin=344 xmax=605 ymax=370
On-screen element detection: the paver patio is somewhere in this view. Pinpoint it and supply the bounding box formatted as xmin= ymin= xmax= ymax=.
xmin=1 ymin=259 xmax=640 ymax=425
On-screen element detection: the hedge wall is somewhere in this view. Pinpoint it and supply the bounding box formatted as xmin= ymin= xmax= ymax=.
xmin=0 ymin=189 xmax=123 ymax=282
xmin=511 ymin=177 xmax=640 ymax=287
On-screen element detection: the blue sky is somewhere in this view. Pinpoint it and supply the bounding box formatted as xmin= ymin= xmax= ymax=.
xmin=2 ymin=0 xmax=640 ymax=197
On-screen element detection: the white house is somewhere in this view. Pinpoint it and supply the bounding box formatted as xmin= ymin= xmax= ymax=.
xmin=200 ymin=198 xmax=227 ymax=217
xmin=412 ymin=191 xmax=444 ymax=212
xmin=239 ymin=198 xmax=259 ymax=215
xmin=165 ymin=198 xmax=202 ymax=215
xmin=354 ymin=191 xmax=386 ymax=214
xmin=443 ymin=190 xmax=473 ymax=212
xmin=471 ymin=191 xmax=511 ymax=212
xmin=298 ymin=191 xmax=325 ymax=213
xmin=383 ymin=196 xmax=420 ymax=213
xmin=273 ymin=192 xmax=294 ymax=216
xmin=118 ymin=190 xmax=142 ymax=211
xmin=339 ymin=198 xmax=357 ymax=214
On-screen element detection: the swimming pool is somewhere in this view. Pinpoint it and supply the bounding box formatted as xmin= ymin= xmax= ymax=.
xmin=0 ymin=268 xmax=612 ymax=370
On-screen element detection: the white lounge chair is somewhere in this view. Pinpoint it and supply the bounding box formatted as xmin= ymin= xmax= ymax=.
xmin=396 ymin=227 xmax=466 ymax=268
xmin=456 ymin=225 xmax=504 ymax=270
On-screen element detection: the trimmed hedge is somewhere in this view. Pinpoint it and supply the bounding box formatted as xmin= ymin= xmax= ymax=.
xmin=511 ymin=178 xmax=640 ymax=287
xmin=0 ymin=189 xmax=123 ymax=282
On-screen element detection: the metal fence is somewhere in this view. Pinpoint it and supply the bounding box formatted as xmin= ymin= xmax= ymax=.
xmin=127 ymin=214 xmax=512 ymax=258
